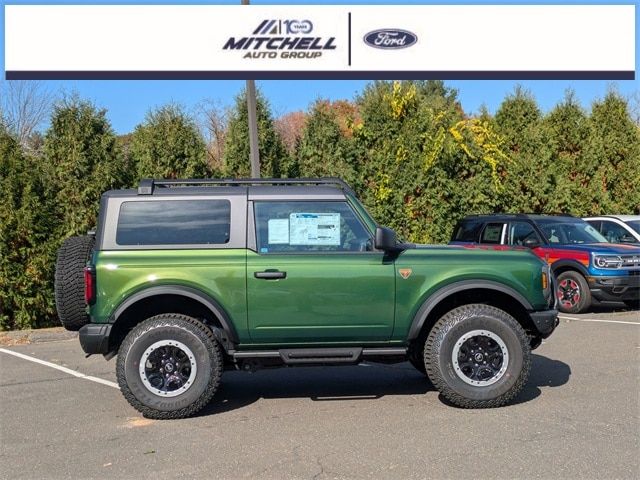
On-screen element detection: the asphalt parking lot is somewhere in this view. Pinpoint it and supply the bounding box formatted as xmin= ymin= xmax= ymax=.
xmin=1 ymin=308 xmax=638 ymax=480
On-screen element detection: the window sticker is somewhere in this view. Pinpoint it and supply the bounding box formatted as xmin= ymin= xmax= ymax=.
xmin=482 ymin=225 xmax=502 ymax=242
xmin=268 ymin=219 xmax=289 ymax=244
xmin=289 ymin=213 xmax=340 ymax=245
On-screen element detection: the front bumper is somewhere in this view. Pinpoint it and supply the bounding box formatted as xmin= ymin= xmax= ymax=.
xmin=78 ymin=324 xmax=112 ymax=355
xmin=529 ymin=309 xmax=559 ymax=338
xmin=588 ymin=274 xmax=640 ymax=304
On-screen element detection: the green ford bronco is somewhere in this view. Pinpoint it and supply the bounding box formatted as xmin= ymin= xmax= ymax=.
xmin=55 ymin=178 xmax=558 ymax=419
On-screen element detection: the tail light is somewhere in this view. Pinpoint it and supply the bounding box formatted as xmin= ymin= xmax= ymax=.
xmin=84 ymin=266 xmax=96 ymax=305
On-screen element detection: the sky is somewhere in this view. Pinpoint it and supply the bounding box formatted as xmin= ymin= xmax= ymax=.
xmin=21 ymin=79 xmax=638 ymax=135
xmin=1 ymin=0 xmax=638 ymax=134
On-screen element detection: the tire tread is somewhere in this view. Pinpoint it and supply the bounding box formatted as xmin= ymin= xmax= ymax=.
xmin=116 ymin=314 xmax=222 ymax=420
xmin=424 ymin=304 xmax=531 ymax=409
xmin=54 ymin=235 xmax=95 ymax=331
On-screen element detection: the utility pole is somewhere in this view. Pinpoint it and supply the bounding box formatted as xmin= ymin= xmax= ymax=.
xmin=242 ymin=0 xmax=261 ymax=178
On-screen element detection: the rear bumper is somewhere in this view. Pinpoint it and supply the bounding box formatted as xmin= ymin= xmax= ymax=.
xmin=529 ymin=309 xmax=559 ymax=338
xmin=588 ymin=275 xmax=640 ymax=304
xmin=78 ymin=324 xmax=112 ymax=355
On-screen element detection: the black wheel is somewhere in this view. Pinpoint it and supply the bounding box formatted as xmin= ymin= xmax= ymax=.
xmin=116 ymin=314 xmax=222 ymax=419
xmin=556 ymin=271 xmax=591 ymax=314
xmin=424 ymin=304 xmax=531 ymax=408
xmin=54 ymin=235 xmax=95 ymax=331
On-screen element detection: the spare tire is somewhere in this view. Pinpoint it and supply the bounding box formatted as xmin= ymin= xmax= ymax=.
xmin=55 ymin=235 xmax=95 ymax=331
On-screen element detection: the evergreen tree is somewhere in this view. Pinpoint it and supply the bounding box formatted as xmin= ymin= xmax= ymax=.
xmin=295 ymin=100 xmax=357 ymax=185
xmin=543 ymin=90 xmax=594 ymax=214
xmin=44 ymin=97 xmax=128 ymax=237
xmin=494 ymin=87 xmax=554 ymax=213
xmin=0 ymin=126 xmax=60 ymax=329
xmin=584 ymin=91 xmax=640 ymax=214
xmin=131 ymin=104 xmax=209 ymax=179
xmin=223 ymin=89 xmax=289 ymax=178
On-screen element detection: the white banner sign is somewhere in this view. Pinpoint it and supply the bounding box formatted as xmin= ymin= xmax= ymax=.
xmin=4 ymin=4 xmax=636 ymax=79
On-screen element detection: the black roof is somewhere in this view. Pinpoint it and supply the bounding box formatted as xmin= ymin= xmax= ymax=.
xmin=461 ymin=213 xmax=577 ymax=221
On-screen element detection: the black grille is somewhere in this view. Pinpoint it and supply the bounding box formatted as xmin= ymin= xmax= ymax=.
xmin=620 ymin=255 xmax=640 ymax=268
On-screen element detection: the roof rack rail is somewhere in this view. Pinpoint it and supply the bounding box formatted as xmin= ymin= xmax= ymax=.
xmin=137 ymin=177 xmax=354 ymax=195
xmin=463 ymin=212 xmax=575 ymax=218
xmin=516 ymin=212 xmax=576 ymax=217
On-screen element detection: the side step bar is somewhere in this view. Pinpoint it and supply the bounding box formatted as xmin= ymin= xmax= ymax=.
xmin=231 ymin=347 xmax=407 ymax=365
xmin=280 ymin=348 xmax=361 ymax=364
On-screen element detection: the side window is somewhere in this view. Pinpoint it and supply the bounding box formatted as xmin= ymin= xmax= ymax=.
xmin=480 ymin=223 xmax=505 ymax=244
xmin=600 ymin=221 xmax=629 ymax=243
xmin=508 ymin=221 xmax=540 ymax=246
xmin=453 ymin=220 xmax=483 ymax=242
xmin=540 ymin=225 xmax=564 ymax=244
xmin=586 ymin=220 xmax=601 ymax=234
xmin=116 ymin=200 xmax=231 ymax=246
xmin=254 ymin=201 xmax=372 ymax=253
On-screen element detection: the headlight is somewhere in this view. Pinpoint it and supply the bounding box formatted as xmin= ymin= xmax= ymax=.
xmin=593 ymin=255 xmax=623 ymax=269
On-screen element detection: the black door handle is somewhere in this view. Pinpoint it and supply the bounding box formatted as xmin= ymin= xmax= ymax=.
xmin=254 ymin=270 xmax=287 ymax=280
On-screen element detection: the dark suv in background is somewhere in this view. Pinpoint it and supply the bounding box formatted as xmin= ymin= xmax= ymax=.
xmin=451 ymin=214 xmax=640 ymax=313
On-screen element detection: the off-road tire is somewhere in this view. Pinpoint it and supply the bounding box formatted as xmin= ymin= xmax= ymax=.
xmin=54 ymin=235 xmax=95 ymax=331
xmin=116 ymin=314 xmax=222 ymax=420
xmin=556 ymin=271 xmax=591 ymax=314
xmin=424 ymin=304 xmax=531 ymax=408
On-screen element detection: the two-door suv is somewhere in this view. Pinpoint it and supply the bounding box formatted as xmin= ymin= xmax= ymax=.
xmin=55 ymin=179 xmax=558 ymax=419
xmin=451 ymin=214 xmax=640 ymax=313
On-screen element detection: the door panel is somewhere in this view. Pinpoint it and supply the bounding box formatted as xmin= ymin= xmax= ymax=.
xmin=246 ymin=200 xmax=395 ymax=344
xmin=247 ymin=252 xmax=395 ymax=343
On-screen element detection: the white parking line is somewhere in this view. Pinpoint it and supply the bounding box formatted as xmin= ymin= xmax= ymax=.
xmin=0 ymin=348 xmax=119 ymax=389
xmin=558 ymin=316 xmax=640 ymax=326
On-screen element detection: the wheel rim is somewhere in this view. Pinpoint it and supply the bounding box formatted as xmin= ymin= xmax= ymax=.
xmin=139 ymin=340 xmax=197 ymax=397
xmin=451 ymin=330 xmax=509 ymax=386
xmin=557 ymin=278 xmax=581 ymax=309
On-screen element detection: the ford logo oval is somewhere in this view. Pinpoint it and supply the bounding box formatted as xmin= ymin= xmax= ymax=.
xmin=363 ymin=29 xmax=418 ymax=50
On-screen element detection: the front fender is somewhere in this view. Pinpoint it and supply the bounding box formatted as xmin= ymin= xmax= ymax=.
xmin=550 ymin=259 xmax=590 ymax=277
xmin=406 ymin=280 xmax=533 ymax=341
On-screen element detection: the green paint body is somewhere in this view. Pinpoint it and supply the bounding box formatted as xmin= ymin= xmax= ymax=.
xmin=90 ymin=236 xmax=548 ymax=348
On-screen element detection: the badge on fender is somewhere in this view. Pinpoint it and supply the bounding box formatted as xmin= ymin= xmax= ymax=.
xmin=398 ymin=268 xmax=412 ymax=279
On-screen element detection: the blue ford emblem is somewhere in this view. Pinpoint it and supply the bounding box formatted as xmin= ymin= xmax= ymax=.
xmin=363 ymin=29 xmax=418 ymax=49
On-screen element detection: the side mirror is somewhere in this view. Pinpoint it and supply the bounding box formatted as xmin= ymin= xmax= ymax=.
xmin=523 ymin=237 xmax=541 ymax=248
xmin=375 ymin=226 xmax=398 ymax=251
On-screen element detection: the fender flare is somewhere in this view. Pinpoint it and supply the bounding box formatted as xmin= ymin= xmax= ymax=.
xmin=111 ymin=285 xmax=239 ymax=343
xmin=549 ymin=259 xmax=589 ymax=277
xmin=407 ymin=280 xmax=533 ymax=341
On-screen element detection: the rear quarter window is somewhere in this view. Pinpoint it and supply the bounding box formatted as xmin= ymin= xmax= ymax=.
xmin=116 ymin=200 xmax=231 ymax=246
xmin=480 ymin=223 xmax=505 ymax=244
xmin=453 ymin=220 xmax=483 ymax=242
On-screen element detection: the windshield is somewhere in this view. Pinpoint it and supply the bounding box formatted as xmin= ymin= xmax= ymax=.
xmin=626 ymin=220 xmax=640 ymax=234
xmin=537 ymin=219 xmax=608 ymax=244
xmin=347 ymin=193 xmax=377 ymax=233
